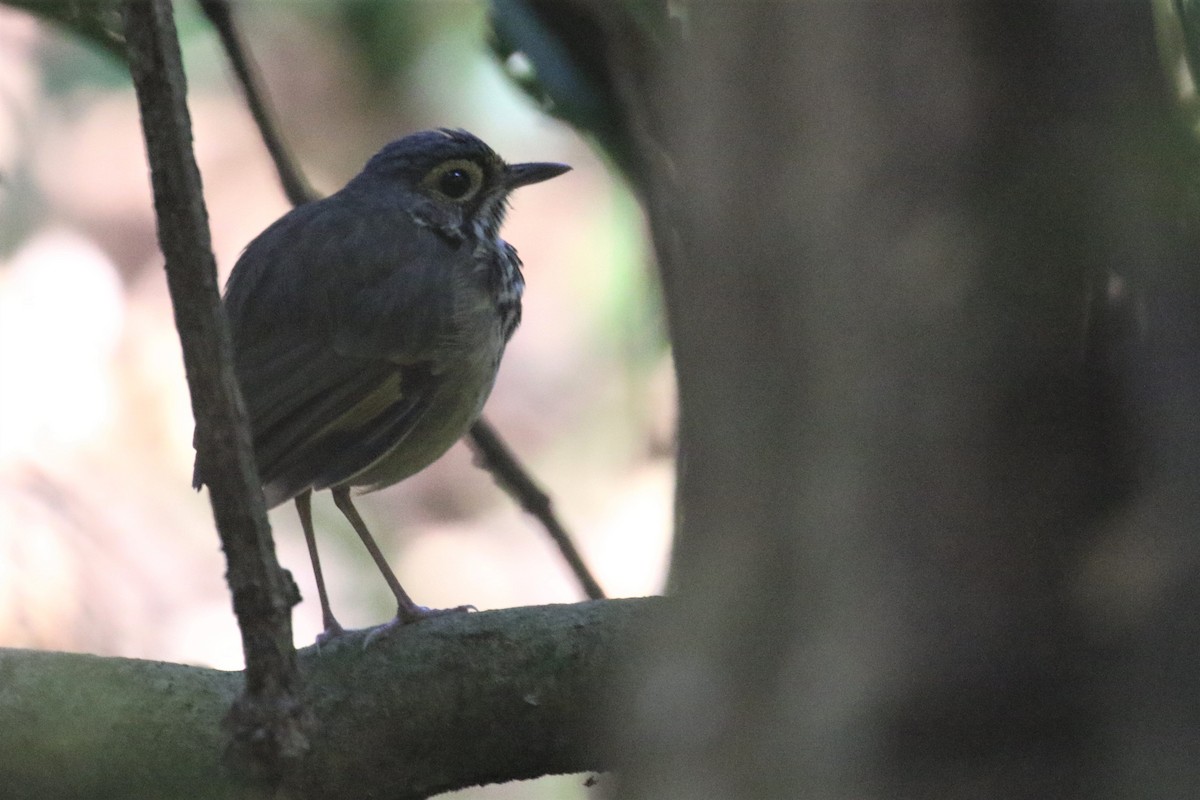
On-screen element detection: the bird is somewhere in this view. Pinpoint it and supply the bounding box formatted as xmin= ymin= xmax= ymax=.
xmin=193 ymin=128 xmax=570 ymax=639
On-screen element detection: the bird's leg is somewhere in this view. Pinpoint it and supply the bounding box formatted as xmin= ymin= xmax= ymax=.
xmin=295 ymin=490 xmax=345 ymax=640
xmin=331 ymin=486 xmax=442 ymax=625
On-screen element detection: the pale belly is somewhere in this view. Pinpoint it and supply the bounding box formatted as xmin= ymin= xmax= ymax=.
xmin=341 ymin=314 xmax=506 ymax=493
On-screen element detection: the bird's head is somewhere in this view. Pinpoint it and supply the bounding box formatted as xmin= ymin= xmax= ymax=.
xmin=349 ymin=129 xmax=570 ymax=240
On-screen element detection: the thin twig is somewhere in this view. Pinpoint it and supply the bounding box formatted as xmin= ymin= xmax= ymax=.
xmin=469 ymin=419 xmax=606 ymax=600
xmin=198 ymin=0 xmax=607 ymax=601
xmin=198 ymin=0 xmax=316 ymax=206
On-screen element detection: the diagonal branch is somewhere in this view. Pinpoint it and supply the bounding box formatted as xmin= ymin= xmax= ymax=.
xmin=121 ymin=0 xmax=306 ymax=787
xmin=197 ymin=0 xmax=315 ymax=207
xmin=467 ymin=420 xmax=606 ymax=599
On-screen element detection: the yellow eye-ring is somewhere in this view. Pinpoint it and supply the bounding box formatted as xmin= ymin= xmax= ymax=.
xmin=421 ymin=159 xmax=485 ymax=202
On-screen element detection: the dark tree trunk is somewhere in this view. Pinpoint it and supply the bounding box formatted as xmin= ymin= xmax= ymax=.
xmin=612 ymin=3 xmax=1200 ymax=797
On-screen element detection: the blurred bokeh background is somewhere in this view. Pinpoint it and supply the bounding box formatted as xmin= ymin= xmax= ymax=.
xmin=0 ymin=3 xmax=671 ymax=780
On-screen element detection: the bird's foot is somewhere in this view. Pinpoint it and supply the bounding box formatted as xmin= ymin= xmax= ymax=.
xmin=398 ymin=602 xmax=477 ymax=624
xmin=313 ymin=619 xmax=349 ymax=650
xmin=361 ymin=604 xmax=477 ymax=649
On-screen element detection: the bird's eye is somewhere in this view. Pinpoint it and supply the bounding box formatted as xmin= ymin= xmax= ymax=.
xmin=439 ymin=169 xmax=472 ymax=198
xmin=422 ymin=159 xmax=484 ymax=203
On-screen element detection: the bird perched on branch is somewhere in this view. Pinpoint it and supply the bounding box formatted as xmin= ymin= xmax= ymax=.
xmin=194 ymin=129 xmax=570 ymax=639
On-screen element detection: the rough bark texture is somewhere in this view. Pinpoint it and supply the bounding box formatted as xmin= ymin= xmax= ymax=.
xmin=121 ymin=0 xmax=305 ymax=785
xmin=0 ymin=600 xmax=648 ymax=799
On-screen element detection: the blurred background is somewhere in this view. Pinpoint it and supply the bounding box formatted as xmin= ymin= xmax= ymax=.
xmin=0 ymin=3 xmax=670 ymax=780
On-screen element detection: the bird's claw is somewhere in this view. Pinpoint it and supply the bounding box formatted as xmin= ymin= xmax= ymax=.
xmin=361 ymin=604 xmax=476 ymax=649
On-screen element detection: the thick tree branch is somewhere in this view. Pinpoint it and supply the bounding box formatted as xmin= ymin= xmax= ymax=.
xmin=0 ymin=600 xmax=649 ymax=799
xmin=121 ymin=0 xmax=305 ymax=786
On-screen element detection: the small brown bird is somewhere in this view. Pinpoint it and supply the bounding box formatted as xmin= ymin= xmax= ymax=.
xmin=194 ymin=129 xmax=569 ymax=638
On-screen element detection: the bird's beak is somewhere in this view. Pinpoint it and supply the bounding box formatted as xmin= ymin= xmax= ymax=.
xmin=504 ymin=161 xmax=572 ymax=189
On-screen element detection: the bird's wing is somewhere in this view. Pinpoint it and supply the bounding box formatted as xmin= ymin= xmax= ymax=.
xmin=242 ymin=343 xmax=433 ymax=506
xmin=195 ymin=194 xmax=468 ymax=505
xmin=224 ymin=196 xmax=460 ymax=364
